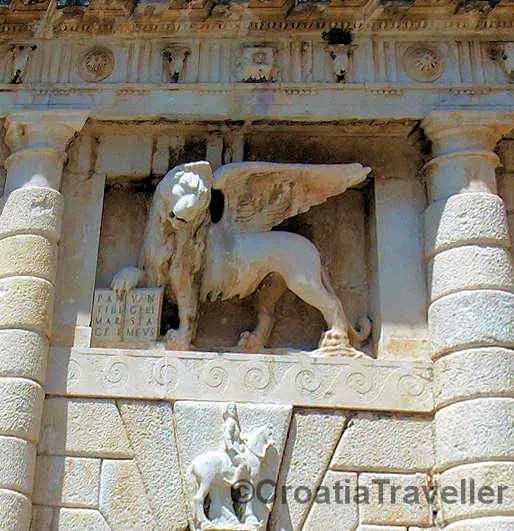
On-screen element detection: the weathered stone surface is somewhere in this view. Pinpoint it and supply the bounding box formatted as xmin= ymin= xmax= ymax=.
xmin=444 ymin=516 xmax=514 ymax=530
xmin=0 ymin=330 xmax=48 ymax=384
xmin=95 ymin=134 xmax=153 ymax=178
xmin=30 ymin=505 xmax=55 ymax=531
xmin=33 ymin=456 xmax=101 ymax=508
xmin=429 ymin=245 xmax=513 ymax=301
xmin=100 ymin=459 xmax=156 ymax=529
xmin=53 ymin=171 xmax=105 ymax=343
xmin=438 ymin=462 xmax=514 ymax=523
xmin=358 ymin=473 xmax=432 ymax=527
xmin=118 ymin=400 xmax=188 ymax=530
xmin=357 ymin=526 xmax=407 ymax=530
xmin=0 ymin=235 xmax=57 ymax=283
xmin=428 ymin=290 xmax=514 ymax=356
xmin=0 ymin=276 xmax=54 ymax=335
xmin=0 ymin=489 xmax=31 ymax=531
xmin=270 ymin=409 xmax=349 ymax=531
xmin=0 ymin=186 xmax=63 ymax=242
xmin=39 ymin=398 xmax=133 ymax=458
xmin=0 ymin=377 xmax=44 ymax=443
xmin=0 ymin=436 xmax=36 ymax=495
xmin=46 ymin=348 xmax=434 ymax=413
xmin=435 ymin=398 xmax=514 ymax=469
xmin=55 ymin=508 xmax=110 ymax=530
xmin=434 ymin=348 xmax=514 ymax=407
xmin=423 ymin=193 xmax=510 ymax=258
xmin=303 ymin=471 xmax=358 ymax=530
xmin=331 ymin=414 xmax=434 ymax=473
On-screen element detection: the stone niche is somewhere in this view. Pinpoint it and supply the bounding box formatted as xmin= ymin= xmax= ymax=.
xmin=94 ymin=128 xmax=373 ymax=353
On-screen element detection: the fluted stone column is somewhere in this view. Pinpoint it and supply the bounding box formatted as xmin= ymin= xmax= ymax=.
xmin=422 ymin=111 xmax=514 ymax=529
xmin=0 ymin=111 xmax=88 ymax=530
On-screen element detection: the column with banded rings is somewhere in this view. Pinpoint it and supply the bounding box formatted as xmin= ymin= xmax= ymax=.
xmin=0 ymin=111 xmax=88 ymax=530
xmin=422 ymin=111 xmax=514 ymax=529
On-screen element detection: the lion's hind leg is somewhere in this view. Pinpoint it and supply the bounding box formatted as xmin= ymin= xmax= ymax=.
xmin=237 ymin=274 xmax=286 ymax=353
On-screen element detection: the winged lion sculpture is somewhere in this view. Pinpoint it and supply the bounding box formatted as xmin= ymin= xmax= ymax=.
xmin=111 ymin=161 xmax=372 ymax=355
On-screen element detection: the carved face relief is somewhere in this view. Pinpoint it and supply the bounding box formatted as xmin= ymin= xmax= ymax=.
xmin=162 ymin=46 xmax=190 ymax=83
xmin=77 ymin=46 xmax=115 ymax=82
xmin=327 ymin=45 xmax=350 ymax=83
xmin=402 ymin=45 xmax=444 ymax=82
xmin=8 ymin=44 xmax=37 ymax=84
xmin=240 ymin=47 xmax=276 ymax=83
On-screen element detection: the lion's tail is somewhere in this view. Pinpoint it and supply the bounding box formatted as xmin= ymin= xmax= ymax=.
xmin=348 ymin=315 xmax=372 ymax=344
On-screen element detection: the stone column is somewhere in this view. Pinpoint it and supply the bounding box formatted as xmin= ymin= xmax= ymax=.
xmin=422 ymin=111 xmax=514 ymax=529
xmin=0 ymin=111 xmax=88 ymax=530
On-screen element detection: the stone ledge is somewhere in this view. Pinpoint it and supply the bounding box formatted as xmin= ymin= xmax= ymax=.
xmin=46 ymin=347 xmax=433 ymax=412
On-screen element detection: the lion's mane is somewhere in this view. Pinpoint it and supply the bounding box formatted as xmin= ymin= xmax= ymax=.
xmin=136 ymin=163 xmax=212 ymax=304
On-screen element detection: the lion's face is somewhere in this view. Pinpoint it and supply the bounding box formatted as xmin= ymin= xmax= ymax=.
xmin=159 ymin=162 xmax=213 ymax=223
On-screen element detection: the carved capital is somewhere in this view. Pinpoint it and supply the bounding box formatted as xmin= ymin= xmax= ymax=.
xmin=5 ymin=111 xmax=89 ymax=155
xmin=4 ymin=111 xmax=89 ymax=193
xmin=422 ymin=111 xmax=514 ymax=156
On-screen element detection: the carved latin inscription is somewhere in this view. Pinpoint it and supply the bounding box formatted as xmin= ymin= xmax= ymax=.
xmin=92 ymin=287 xmax=163 ymax=347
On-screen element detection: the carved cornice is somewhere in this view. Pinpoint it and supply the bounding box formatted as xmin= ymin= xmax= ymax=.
xmin=1 ymin=0 xmax=514 ymax=37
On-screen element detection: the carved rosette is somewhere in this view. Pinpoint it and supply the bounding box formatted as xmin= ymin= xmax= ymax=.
xmin=77 ymin=46 xmax=115 ymax=82
xmin=402 ymin=45 xmax=444 ymax=82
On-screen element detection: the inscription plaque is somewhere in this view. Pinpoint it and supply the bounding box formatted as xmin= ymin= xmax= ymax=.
xmin=91 ymin=288 xmax=164 ymax=347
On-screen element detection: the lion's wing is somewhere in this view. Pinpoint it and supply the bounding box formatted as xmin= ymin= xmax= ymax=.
xmin=213 ymin=162 xmax=371 ymax=232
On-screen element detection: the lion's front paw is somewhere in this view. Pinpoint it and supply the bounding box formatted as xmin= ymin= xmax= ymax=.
xmin=111 ymin=267 xmax=142 ymax=298
xmin=237 ymin=331 xmax=265 ymax=353
xmin=164 ymin=329 xmax=191 ymax=351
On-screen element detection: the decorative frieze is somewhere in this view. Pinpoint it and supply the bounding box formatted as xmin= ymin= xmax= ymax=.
xmin=1 ymin=37 xmax=512 ymax=86
xmin=46 ymin=348 xmax=434 ymax=412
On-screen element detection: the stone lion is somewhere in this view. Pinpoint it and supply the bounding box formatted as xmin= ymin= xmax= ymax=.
xmin=112 ymin=160 xmax=372 ymax=355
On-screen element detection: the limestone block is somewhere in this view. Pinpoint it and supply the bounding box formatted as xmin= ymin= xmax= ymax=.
xmin=39 ymin=398 xmax=133 ymax=458
xmin=0 ymin=277 xmax=54 ymax=335
xmin=429 ymin=246 xmax=513 ymax=301
xmin=0 ymin=330 xmax=48 ymax=384
xmin=0 ymin=235 xmax=57 ymax=283
xmin=53 ymin=172 xmax=105 ymax=333
xmin=95 ymin=134 xmax=152 ymax=178
xmin=303 ymin=471 xmax=358 ymax=531
xmin=269 ymin=409 xmax=349 ymax=531
xmin=118 ymin=400 xmax=188 ymax=530
xmin=55 ymin=508 xmax=110 ymax=530
xmin=0 ymin=187 xmax=63 ymax=242
xmin=438 ymin=462 xmax=514 ymax=523
xmin=358 ymin=473 xmax=432 ymax=527
xmin=424 ymin=193 xmax=510 ymax=258
xmin=30 ymin=505 xmax=55 ymax=531
xmin=331 ymin=414 xmax=434 ymax=473
xmin=435 ymin=398 xmax=514 ymax=470
xmin=444 ymin=516 xmax=514 ymax=530
xmin=33 ymin=456 xmax=101 ymax=508
xmin=434 ymin=348 xmax=514 ymax=407
xmin=100 ymin=459 xmax=156 ymax=529
xmin=357 ymin=526 xmax=407 ymax=530
xmin=0 ymin=435 xmax=36 ymax=495
xmin=428 ymin=290 xmax=514 ymax=356
xmin=0 ymin=377 xmax=44 ymax=443
xmin=0 ymin=489 xmax=31 ymax=531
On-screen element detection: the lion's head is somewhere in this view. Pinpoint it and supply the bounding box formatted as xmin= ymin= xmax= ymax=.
xmin=156 ymin=161 xmax=213 ymax=224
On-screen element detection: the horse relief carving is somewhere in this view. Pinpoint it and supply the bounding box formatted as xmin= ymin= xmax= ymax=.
xmin=187 ymin=403 xmax=276 ymax=530
xmin=111 ymin=161 xmax=372 ymax=356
